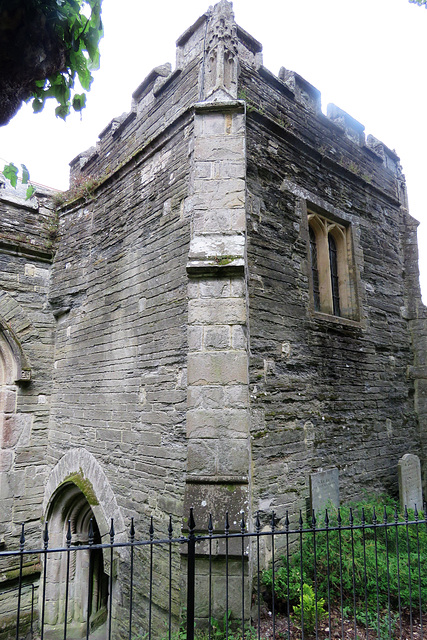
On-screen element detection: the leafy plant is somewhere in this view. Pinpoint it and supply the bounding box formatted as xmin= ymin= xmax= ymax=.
xmin=261 ymin=556 xmax=301 ymax=611
xmin=262 ymin=494 xmax=427 ymax=631
xmin=2 ymin=162 xmax=36 ymax=200
xmin=299 ymin=495 xmax=427 ymax=614
xmin=292 ymin=583 xmax=327 ymax=635
xmin=28 ymin=0 xmax=103 ymax=120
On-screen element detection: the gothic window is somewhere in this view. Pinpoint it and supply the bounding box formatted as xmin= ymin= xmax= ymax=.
xmin=308 ymin=211 xmax=358 ymax=321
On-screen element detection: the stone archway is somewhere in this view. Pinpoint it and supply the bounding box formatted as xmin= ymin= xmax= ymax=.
xmin=43 ymin=482 xmax=109 ymax=636
xmin=42 ymin=450 xmax=126 ymax=637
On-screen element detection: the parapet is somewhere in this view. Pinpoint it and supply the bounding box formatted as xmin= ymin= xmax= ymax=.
xmin=279 ymin=67 xmax=321 ymax=115
xmin=68 ymin=0 xmax=404 ymax=190
xmin=326 ymin=104 xmax=365 ymax=146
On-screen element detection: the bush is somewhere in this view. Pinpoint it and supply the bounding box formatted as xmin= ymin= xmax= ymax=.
xmin=262 ymin=494 xmax=427 ymax=619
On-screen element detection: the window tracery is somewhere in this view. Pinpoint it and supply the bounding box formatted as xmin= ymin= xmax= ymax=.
xmin=307 ymin=211 xmax=358 ymax=321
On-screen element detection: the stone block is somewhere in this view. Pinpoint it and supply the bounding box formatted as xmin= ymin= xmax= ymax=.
xmin=192 ymin=178 xmax=246 ymax=210
xmin=188 ymin=326 xmax=203 ymax=351
xmin=187 ymin=441 xmax=217 ymax=475
xmin=199 ymin=279 xmax=231 ymax=299
xmin=231 ymin=325 xmax=247 ymax=349
xmin=187 ymin=352 xmax=248 ymax=385
xmin=186 ymin=408 xmax=249 ymax=438
xmin=223 ymin=385 xmax=249 ymax=408
xmin=183 ymin=483 xmax=249 ymax=532
xmin=201 ymin=112 xmax=228 ymax=136
xmin=194 ymin=137 xmax=245 ymax=163
xmin=187 ymin=386 xmax=225 ymax=410
xmin=0 ymin=389 xmax=16 ymax=414
xmin=203 ymin=326 xmax=231 ymax=350
xmin=187 ymin=437 xmax=249 ymax=477
xmin=188 ymin=299 xmax=246 ymax=325
xmin=1 ymin=415 xmax=19 ymax=448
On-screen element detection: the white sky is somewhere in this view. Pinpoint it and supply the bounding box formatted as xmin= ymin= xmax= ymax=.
xmin=1 ymin=0 xmax=427 ymax=297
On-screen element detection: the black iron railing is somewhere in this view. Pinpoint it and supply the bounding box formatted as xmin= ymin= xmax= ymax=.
xmin=0 ymin=503 xmax=426 ymax=640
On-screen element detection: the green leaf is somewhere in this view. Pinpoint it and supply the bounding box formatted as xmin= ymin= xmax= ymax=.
xmin=21 ymin=164 xmax=30 ymax=185
xmin=32 ymin=98 xmax=44 ymax=113
xmin=25 ymin=185 xmax=36 ymax=201
xmin=3 ymin=163 xmax=19 ymax=188
xmin=55 ymin=104 xmax=70 ymax=120
xmin=72 ymin=93 xmax=86 ymax=111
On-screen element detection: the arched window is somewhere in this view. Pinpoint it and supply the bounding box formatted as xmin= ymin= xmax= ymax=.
xmin=308 ymin=212 xmax=358 ymax=320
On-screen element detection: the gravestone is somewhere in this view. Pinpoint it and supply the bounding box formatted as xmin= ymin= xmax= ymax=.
xmin=309 ymin=468 xmax=340 ymax=516
xmin=398 ymin=454 xmax=423 ymax=511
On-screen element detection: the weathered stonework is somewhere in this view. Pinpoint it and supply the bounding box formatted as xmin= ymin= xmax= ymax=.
xmin=0 ymin=0 xmax=426 ymax=635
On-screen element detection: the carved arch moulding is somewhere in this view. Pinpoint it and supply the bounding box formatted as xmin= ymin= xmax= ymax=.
xmin=43 ymin=448 xmax=127 ymax=543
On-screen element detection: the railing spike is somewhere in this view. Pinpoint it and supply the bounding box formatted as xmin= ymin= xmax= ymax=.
xmin=88 ymin=518 xmax=94 ymax=545
xmin=361 ymin=507 xmax=365 ymax=526
xmin=404 ymin=505 xmax=409 ymax=523
xmin=149 ymin=515 xmax=154 ymax=539
xmin=225 ymin=511 xmax=230 ymax=534
xmin=110 ymin=518 xmax=115 ymax=543
xmin=383 ymin=505 xmax=388 ymax=524
xmin=130 ymin=517 xmax=135 ymax=540
xmin=168 ymin=514 xmax=173 ymax=537
xmin=285 ymin=510 xmax=290 ymax=531
xmin=372 ymin=506 xmax=377 ymax=525
xmin=240 ymin=511 xmax=245 ymax=533
xmin=20 ymin=523 xmax=25 ymax=548
xmin=208 ymin=513 xmax=213 ymax=535
xmin=349 ymin=507 xmax=354 ymax=527
xmin=271 ymin=511 xmax=276 ymax=533
xmin=324 ymin=509 xmax=329 ymax=527
xmin=414 ymin=504 xmax=419 ymax=520
xmin=337 ymin=508 xmax=342 ymax=527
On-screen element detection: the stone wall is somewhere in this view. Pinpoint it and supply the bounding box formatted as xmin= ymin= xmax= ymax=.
xmin=47 ymin=106 xmax=194 ymax=633
xmin=239 ymin=60 xmax=423 ymax=521
xmin=0 ymin=181 xmax=56 ymax=561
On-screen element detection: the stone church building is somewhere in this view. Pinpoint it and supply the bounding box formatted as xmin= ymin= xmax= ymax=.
xmin=0 ymin=0 xmax=426 ymax=635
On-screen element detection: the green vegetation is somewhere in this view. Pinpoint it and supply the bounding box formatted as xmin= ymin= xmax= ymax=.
xmin=292 ymin=583 xmax=327 ymax=635
xmin=261 ymin=494 xmax=427 ymax=633
xmin=0 ymin=0 xmax=103 ymax=125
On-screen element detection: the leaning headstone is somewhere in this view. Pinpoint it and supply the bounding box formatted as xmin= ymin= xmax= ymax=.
xmin=398 ymin=453 xmax=423 ymax=512
xmin=309 ymin=468 xmax=340 ymax=516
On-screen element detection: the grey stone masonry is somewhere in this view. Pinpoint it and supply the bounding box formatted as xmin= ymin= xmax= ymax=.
xmin=0 ymin=181 xmax=56 ymax=552
xmin=185 ymin=99 xmax=250 ymax=531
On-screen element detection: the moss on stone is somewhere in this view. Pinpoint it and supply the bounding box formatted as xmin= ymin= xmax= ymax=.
xmin=62 ymin=469 xmax=99 ymax=505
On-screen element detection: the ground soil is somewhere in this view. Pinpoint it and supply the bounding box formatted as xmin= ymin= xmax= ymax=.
xmin=256 ymin=608 xmax=427 ymax=640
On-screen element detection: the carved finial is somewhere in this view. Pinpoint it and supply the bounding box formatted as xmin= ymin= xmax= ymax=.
xmin=203 ymin=0 xmax=238 ymax=101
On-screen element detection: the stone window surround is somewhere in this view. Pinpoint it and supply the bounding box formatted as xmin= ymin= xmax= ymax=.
xmin=303 ymin=202 xmax=362 ymax=327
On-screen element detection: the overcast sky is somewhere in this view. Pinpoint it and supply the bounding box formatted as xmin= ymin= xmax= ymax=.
xmin=1 ymin=0 xmax=426 ymax=297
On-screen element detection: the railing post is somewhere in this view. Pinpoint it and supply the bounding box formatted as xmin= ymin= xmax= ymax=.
xmin=187 ymin=508 xmax=196 ymax=640
xmin=15 ymin=523 xmax=25 ymax=640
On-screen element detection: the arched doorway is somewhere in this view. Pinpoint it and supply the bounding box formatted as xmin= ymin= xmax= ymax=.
xmin=43 ymin=483 xmax=109 ymax=637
